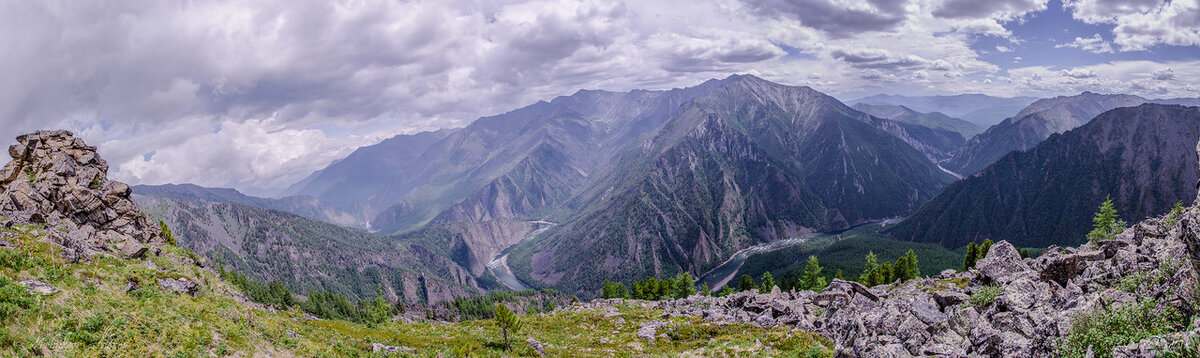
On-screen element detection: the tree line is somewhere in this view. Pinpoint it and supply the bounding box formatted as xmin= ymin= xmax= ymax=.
xmin=218 ymin=266 xmax=396 ymax=326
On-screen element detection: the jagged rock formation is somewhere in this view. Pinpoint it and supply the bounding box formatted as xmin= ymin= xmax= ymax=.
xmin=0 ymin=130 xmax=164 ymax=261
xmin=574 ymin=202 xmax=1200 ymax=356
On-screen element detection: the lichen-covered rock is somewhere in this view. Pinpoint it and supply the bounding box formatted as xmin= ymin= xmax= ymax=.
xmin=158 ymin=277 xmax=199 ymax=296
xmin=975 ymin=241 xmax=1031 ymax=283
xmin=0 ymin=130 xmax=164 ymax=262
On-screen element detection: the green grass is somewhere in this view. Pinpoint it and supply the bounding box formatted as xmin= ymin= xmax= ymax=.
xmin=0 ymin=223 xmax=833 ymax=357
xmin=732 ymin=224 xmax=963 ymax=287
xmin=968 ymin=285 xmax=1002 ymax=308
xmin=1057 ymin=298 xmax=1188 ymax=358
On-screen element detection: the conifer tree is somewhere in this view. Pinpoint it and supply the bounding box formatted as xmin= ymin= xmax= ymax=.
xmin=674 ymin=273 xmax=696 ymax=298
xmin=963 ymin=242 xmax=979 ymax=271
xmin=859 ymin=252 xmax=879 ymax=284
xmin=1087 ymin=197 xmax=1126 ymax=243
xmin=494 ymin=303 xmax=521 ymax=350
xmin=880 ymin=262 xmax=894 ymax=284
xmin=737 ymin=274 xmax=757 ymax=292
xmin=759 ymin=271 xmax=776 ymax=294
xmin=894 ymin=256 xmax=910 ymax=282
xmin=903 ymin=249 xmax=920 ymax=280
xmin=799 ymin=256 xmax=826 ymax=291
xmin=834 ymin=269 xmax=844 ymax=281
xmin=700 ymin=282 xmax=710 ymax=296
xmin=718 ymin=286 xmax=735 ymax=297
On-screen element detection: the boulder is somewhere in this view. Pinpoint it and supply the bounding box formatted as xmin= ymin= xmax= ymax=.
xmin=158 ymin=277 xmax=199 ymax=296
xmin=932 ymin=291 xmax=969 ymax=310
xmin=1039 ymin=252 xmax=1084 ymax=287
xmin=975 ymin=241 xmax=1031 ymax=283
xmin=120 ymin=240 xmax=148 ymax=259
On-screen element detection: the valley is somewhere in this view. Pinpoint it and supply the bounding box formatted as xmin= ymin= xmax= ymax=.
xmin=485 ymin=221 xmax=556 ymax=291
xmin=11 ymin=2 xmax=1200 ymax=356
xmin=7 ymin=77 xmax=1200 ymax=357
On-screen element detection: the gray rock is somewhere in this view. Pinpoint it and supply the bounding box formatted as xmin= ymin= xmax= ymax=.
xmin=638 ymin=320 xmax=664 ymax=343
xmin=526 ymin=338 xmax=545 ymax=356
xmin=19 ymin=280 xmax=60 ymax=295
xmin=370 ymin=343 xmax=416 ymax=354
xmin=120 ymin=239 xmax=148 ymax=258
xmin=932 ymin=291 xmax=969 ymax=310
xmin=157 ymin=277 xmax=199 ymax=296
xmin=1039 ymin=252 xmax=1084 ymax=287
xmin=975 ymin=241 xmax=1031 ymax=283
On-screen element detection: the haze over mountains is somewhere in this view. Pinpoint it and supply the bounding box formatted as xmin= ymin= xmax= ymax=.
xmin=132 ymin=74 xmax=1200 ymax=297
xmin=848 ymin=94 xmax=1037 ymax=128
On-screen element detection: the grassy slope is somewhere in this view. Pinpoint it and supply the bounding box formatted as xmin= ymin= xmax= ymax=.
xmin=732 ymin=224 xmax=964 ymax=285
xmin=0 ymin=223 xmax=832 ymax=357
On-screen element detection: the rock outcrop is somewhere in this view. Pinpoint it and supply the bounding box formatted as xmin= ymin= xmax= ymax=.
xmin=570 ymin=202 xmax=1200 ymax=356
xmin=0 ymin=130 xmax=164 ymax=262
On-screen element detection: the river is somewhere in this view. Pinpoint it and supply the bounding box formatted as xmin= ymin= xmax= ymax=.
xmin=697 ymin=218 xmax=901 ymax=289
xmin=485 ymin=221 xmax=555 ymax=291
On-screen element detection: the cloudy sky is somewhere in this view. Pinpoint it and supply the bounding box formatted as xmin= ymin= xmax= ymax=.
xmin=3 ymin=0 xmax=1198 ymax=196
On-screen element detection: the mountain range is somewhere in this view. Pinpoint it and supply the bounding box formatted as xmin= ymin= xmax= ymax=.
xmin=131 ymin=75 xmax=1200 ymax=298
xmin=890 ymin=103 xmax=1200 ymax=248
xmin=849 ymin=93 xmax=1038 ymax=127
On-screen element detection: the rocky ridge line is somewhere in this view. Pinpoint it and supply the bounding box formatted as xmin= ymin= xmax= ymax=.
xmin=0 ymin=130 xmax=165 ymax=262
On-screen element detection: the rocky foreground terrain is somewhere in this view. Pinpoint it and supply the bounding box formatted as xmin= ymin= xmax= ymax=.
xmin=569 ymin=142 xmax=1200 ymax=357
xmin=574 ymin=209 xmax=1200 ymax=356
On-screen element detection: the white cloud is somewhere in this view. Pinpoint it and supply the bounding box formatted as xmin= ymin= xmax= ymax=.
xmin=1055 ymin=33 xmax=1116 ymax=53
xmin=1064 ymin=0 xmax=1200 ymax=51
xmin=1061 ymin=68 xmax=1099 ymax=78
xmin=99 ymin=118 xmax=402 ymax=196
xmin=1002 ymin=60 xmax=1200 ymax=97
xmin=1152 ymin=68 xmax=1176 ymax=80
xmin=0 ymin=0 xmax=1196 ymax=194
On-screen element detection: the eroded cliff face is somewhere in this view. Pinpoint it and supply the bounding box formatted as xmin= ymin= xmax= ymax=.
xmin=0 ymin=130 xmax=164 ymax=262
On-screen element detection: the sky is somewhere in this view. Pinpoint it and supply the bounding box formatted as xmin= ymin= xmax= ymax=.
xmin=2 ymin=0 xmax=1199 ymax=196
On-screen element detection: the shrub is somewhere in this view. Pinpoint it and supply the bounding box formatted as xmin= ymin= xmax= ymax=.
xmin=1113 ymin=259 xmax=1180 ymax=294
xmin=159 ymin=221 xmax=176 ymax=246
xmin=1161 ymin=334 xmax=1200 ymax=358
xmin=1165 ymin=201 xmax=1185 ymax=228
xmin=1057 ymin=299 xmax=1186 ymax=357
xmin=968 ymin=285 xmax=1002 ymax=307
